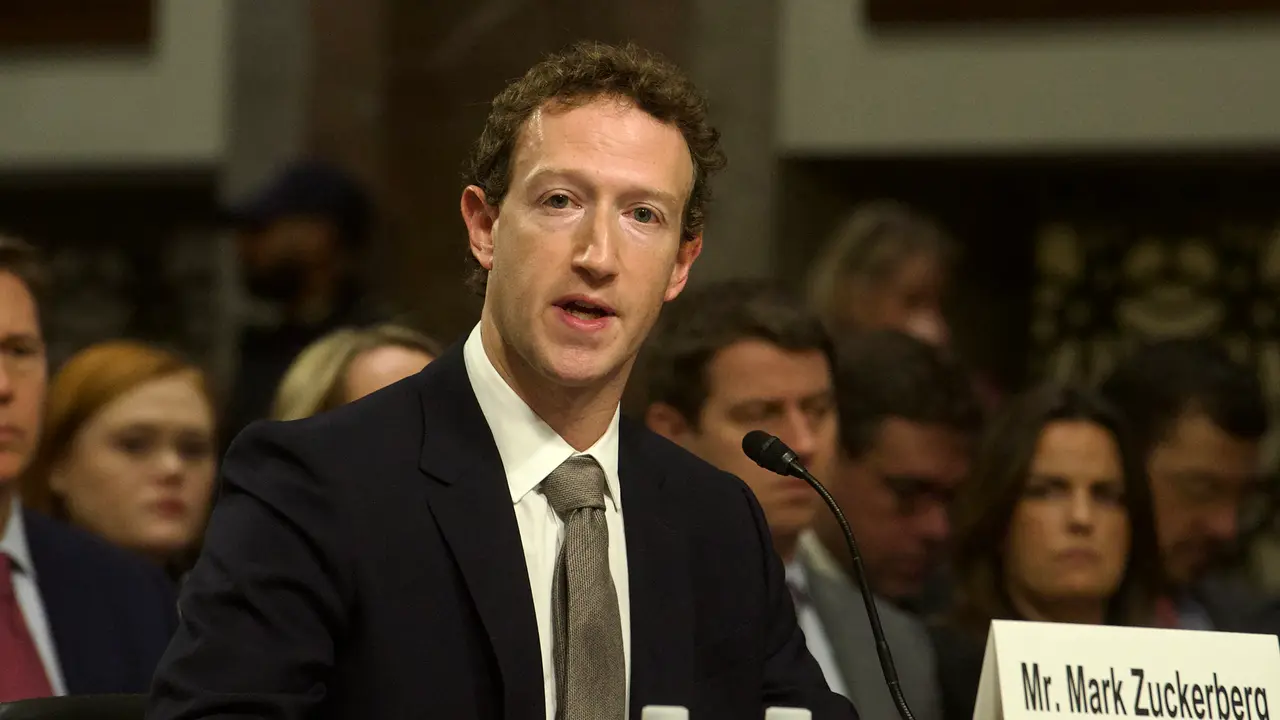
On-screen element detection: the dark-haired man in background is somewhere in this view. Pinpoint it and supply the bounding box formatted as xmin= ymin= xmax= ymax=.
xmin=149 ymin=42 xmax=856 ymax=719
xmin=642 ymin=280 xmax=942 ymax=720
xmin=1100 ymin=339 xmax=1277 ymax=632
xmin=820 ymin=330 xmax=980 ymax=614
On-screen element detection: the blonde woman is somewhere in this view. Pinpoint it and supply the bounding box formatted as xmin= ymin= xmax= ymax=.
xmin=271 ymin=324 xmax=443 ymax=421
xmin=806 ymin=199 xmax=955 ymax=348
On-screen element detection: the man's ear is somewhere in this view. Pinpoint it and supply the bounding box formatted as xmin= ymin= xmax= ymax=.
xmin=461 ymin=186 xmax=499 ymax=272
xmin=645 ymin=402 xmax=696 ymax=446
xmin=664 ymin=235 xmax=703 ymax=302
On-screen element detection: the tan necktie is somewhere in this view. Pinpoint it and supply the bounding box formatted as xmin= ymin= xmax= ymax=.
xmin=542 ymin=455 xmax=626 ymax=720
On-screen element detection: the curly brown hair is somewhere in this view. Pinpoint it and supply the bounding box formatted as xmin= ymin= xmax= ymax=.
xmin=463 ymin=40 xmax=726 ymax=295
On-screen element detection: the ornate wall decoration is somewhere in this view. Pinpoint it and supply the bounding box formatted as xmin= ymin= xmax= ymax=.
xmin=1031 ymin=221 xmax=1277 ymax=388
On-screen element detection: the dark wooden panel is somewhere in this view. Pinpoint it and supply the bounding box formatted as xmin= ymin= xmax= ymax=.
xmin=0 ymin=0 xmax=153 ymax=50
xmin=867 ymin=0 xmax=1280 ymax=24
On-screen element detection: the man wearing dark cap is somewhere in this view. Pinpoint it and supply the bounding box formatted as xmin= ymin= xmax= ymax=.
xmin=223 ymin=159 xmax=387 ymax=441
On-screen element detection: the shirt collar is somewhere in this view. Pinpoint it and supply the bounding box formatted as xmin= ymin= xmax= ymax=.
xmin=463 ymin=323 xmax=622 ymax=510
xmin=797 ymin=529 xmax=846 ymax=586
xmin=785 ymin=557 xmax=811 ymax=596
xmin=0 ymin=496 xmax=35 ymax=577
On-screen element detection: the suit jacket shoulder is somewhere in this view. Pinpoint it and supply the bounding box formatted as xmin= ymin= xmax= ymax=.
xmin=619 ymin=416 xmax=759 ymax=505
xmin=25 ymin=509 xmax=177 ymax=694
xmin=798 ymin=537 xmax=943 ymax=720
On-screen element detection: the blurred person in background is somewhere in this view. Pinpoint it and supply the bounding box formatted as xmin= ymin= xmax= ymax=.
xmin=807 ymin=200 xmax=1001 ymax=411
xmin=0 ymin=235 xmax=176 ymax=701
xmin=223 ymin=159 xmax=388 ymax=445
xmin=933 ymin=384 xmax=1162 ymax=720
xmin=270 ymin=323 xmax=442 ymax=421
xmin=807 ymin=200 xmax=955 ymax=349
xmin=1100 ymin=339 xmax=1276 ymax=632
xmin=820 ymin=330 xmax=979 ymax=614
xmin=642 ymin=280 xmax=943 ymax=720
xmin=22 ymin=340 xmax=218 ymax=579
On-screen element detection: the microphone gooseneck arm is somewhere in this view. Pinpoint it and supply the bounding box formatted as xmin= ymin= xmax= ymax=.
xmin=790 ymin=463 xmax=915 ymax=720
xmin=742 ymin=430 xmax=915 ymax=720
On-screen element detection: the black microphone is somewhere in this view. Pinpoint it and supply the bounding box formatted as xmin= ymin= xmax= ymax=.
xmin=742 ymin=430 xmax=916 ymax=720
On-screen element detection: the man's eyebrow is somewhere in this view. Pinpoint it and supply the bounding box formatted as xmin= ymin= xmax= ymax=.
xmin=525 ymin=166 xmax=681 ymax=208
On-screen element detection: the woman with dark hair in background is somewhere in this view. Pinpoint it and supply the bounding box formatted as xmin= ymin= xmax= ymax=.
xmin=932 ymin=383 xmax=1164 ymax=720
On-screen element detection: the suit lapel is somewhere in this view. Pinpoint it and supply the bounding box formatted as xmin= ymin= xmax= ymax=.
xmin=799 ymin=540 xmax=878 ymax=713
xmin=24 ymin=510 xmax=101 ymax=694
xmin=620 ymin=421 xmax=693 ymax=713
xmin=416 ymin=347 xmax=544 ymax=719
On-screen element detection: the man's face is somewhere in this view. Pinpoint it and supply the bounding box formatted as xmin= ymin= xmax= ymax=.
xmin=829 ymin=418 xmax=968 ymax=602
xmin=1147 ymin=411 xmax=1261 ymax=587
xmin=0 ymin=271 xmax=46 ymax=484
xmin=463 ymin=99 xmax=700 ymax=392
xmin=650 ymin=339 xmax=837 ymax=548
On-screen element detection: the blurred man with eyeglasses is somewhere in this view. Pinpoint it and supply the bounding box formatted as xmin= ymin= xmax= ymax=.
xmin=1101 ymin=339 xmax=1274 ymax=631
xmin=0 ymin=235 xmax=176 ymax=702
xmin=821 ymin=330 xmax=980 ymax=610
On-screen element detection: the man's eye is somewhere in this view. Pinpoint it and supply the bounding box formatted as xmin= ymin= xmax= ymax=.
xmin=545 ymin=194 xmax=571 ymax=209
xmin=632 ymin=207 xmax=655 ymax=223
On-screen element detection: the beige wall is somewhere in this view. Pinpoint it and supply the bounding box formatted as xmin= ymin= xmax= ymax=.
xmin=780 ymin=0 xmax=1280 ymax=153
xmin=0 ymin=1 xmax=230 ymax=169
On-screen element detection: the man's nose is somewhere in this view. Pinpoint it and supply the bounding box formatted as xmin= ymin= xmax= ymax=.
xmin=780 ymin=408 xmax=818 ymax=468
xmin=0 ymin=362 xmax=13 ymax=403
xmin=573 ymin=209 xmax=620 ymax=280
xmin=917 ymin=502 xmax=950 ymax=545
xmin=1204 ymin=505 xmax=1240 ymax=545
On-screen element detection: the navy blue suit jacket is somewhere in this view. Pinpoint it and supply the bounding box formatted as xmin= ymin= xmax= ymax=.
xmin=147 ymin=344 xmax=858 ymax=719
xmin=25 ymin=509 xmax=178 ymax=694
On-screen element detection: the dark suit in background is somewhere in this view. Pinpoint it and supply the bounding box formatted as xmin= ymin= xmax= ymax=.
xmin=25 ymin=510 xmax=178 ymax=694
xmin=147 ymin=346 xmax=856 ymax=720
xmin=796 ymin=535 xmax=942 ymax=720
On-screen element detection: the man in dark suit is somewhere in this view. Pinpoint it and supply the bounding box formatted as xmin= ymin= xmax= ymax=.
xmin=1 ymin=234 xmax=177 ymax=702
xmin=147 ymin=41 xmax=857 ymax=720
xmin=1100 ymin=340 xmax=1278 ymax=633
xmin=641 ymin=281 xmax=943 ymax=720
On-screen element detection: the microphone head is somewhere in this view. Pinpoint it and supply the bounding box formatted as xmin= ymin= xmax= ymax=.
xmin=742 ymin=430 xmax=796 ymax=476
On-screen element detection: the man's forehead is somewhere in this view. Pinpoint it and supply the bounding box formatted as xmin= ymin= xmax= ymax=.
xmin=705 ymin=343 xmax=833 ymax=403
xmin=872 ymin=419 xmax=967 ymax=464
xmin=1158 ymin=412 xmax=1260 ymax=459
xmin=0 ymin=270 xmax=40 ymax=334
xmin=510 ymin=98 xmax=694 ymax=188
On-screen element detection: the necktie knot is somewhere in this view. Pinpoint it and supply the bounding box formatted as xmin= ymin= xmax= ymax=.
xmin=541 ymin=455 xmax=607 ymax=518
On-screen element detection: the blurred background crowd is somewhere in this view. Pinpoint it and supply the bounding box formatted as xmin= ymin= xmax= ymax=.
xmin=4 ymin=1 xmax=1280 ymax=717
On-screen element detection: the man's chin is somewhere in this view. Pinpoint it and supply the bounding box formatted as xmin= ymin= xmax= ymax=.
xmin=535 ymin=346 xmax=630 ymax=389
xmin=0 ymin=452 xmax=28 ymax=486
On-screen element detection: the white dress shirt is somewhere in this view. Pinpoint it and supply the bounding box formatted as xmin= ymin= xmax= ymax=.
xmin=0 ymin=498 xmax=68 ymax=695
xmin=463 ymin=324 xmax=631 ymax=719
xmin=785 ymin=556 xmax=848 ymax=697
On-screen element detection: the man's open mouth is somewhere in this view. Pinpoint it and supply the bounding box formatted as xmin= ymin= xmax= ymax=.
xmin=558 ymin=299 xmax=614 ymax=321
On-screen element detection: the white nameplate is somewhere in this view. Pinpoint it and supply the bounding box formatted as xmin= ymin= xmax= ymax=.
xmin=973 ymin=620 xmax=1280 ymax=719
